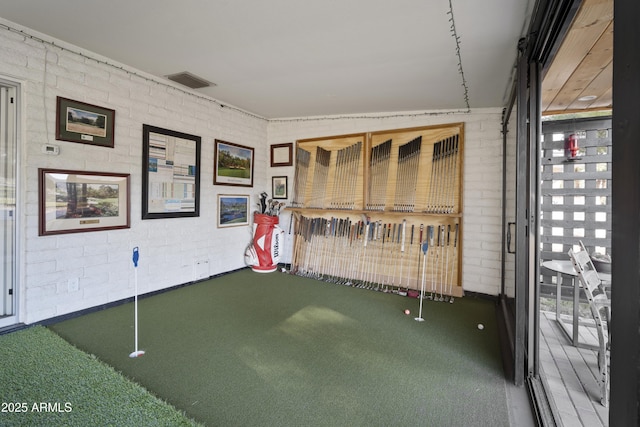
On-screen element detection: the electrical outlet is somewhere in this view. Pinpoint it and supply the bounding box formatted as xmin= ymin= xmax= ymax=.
xmin=68 ymin=278 xmax=79 ymax=292
xmin=195 ymin=259 xmax=210 ymax=280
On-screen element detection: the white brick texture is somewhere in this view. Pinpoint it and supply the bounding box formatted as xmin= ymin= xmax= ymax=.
xmin=0 ymin=21 xmax=268 ymax=323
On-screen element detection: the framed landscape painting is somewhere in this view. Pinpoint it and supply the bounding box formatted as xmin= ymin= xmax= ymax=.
xmin=214 ymin=140 xmax=254 ymax=187
xmin=272 ymin=176 xmax=288 ymax=200
xmin=39 ymin=168 xmax=130 ymax=235
xmin=217 ymin=195 xmax=249 ymax=228
xmin=56 ymin=97 xmax=115 ymax=148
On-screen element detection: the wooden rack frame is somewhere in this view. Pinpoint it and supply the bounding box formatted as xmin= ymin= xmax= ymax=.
xmin=289 ymin=123 xmax=464 ymax=298
xmin=291 ymin=133 xmax=366 ymax=210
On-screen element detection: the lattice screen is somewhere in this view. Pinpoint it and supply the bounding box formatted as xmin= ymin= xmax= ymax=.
xmin=540 ymin=117 xmax=612 ymax=287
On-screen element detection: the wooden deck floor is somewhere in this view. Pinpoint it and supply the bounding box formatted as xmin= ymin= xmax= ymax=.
xmin=539 ymin=310 xmax=609 ymax=426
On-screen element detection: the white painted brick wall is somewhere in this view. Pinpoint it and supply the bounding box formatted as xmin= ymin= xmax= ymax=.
xmin=267 ymin=109 xmax=505 ymax=296
xmin=0 ymin=20 xmax=268 ymax=324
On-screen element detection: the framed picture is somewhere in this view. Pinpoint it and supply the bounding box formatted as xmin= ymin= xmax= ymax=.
xmin=270 ymin=143 xmax=293 ymax=167
xmin=272 ymin=176 xmax=288 ymax=199
xmin=39 ymin=168 xmax=130 ymax=236
xmin=142 ymin=124 xmax=201 ymax=219
xmin=214 ymin=140 xmax=254 ymax=187
xmin=217 ymin=195 xmax=250 ymax=228
xmin=56 ymin=97 xmax=115 ymax=148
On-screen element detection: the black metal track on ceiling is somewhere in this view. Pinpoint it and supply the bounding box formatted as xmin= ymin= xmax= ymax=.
xmin=526 ymin=0 xmax=582 ymax=72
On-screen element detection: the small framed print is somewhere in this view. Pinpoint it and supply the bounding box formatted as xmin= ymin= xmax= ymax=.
xmin=270 ymin=143 xmax=293 ymax=167
xmin=272 ymin=176 xmax=288 ymax=200
xmin=56 ymin=97 xmax=115 ymax=148
xmin=217 ymin=195 xmax=250 ymax=228
xmin=39 ymin=168 xmax=130 ymax=236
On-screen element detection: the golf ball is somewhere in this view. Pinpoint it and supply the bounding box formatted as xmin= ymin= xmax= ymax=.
xmin=478 ymin=323 xmax=484 ymax=330
xmin=404 ymin=309 xmax=410 ymax=315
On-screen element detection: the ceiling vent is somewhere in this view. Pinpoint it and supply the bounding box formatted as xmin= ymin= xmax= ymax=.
xmin=166 ymin=72 xmax=215 ymax=89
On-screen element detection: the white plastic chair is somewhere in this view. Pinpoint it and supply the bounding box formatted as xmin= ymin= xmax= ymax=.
xmin=568 ymin=241 xmax=611 ymax=407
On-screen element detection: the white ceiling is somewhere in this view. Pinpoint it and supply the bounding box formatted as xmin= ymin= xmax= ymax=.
xmin=0 ymin=0 xmax=534 ymax=119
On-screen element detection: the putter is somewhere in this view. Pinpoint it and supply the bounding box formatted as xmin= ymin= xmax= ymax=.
xmin=415 ymin=238 xmax=429 ymax=322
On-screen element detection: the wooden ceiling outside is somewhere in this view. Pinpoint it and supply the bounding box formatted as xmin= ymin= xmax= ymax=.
xmin=542 ymin=0 xmax=613 ymax=115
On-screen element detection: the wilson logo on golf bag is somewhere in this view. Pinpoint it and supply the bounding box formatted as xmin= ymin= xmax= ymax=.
xmin=272 ymin=231 xmax=280 ymax=259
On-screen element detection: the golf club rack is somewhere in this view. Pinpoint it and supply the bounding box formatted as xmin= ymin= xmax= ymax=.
xmin=287 ymin=123 xmax=464 ymax=301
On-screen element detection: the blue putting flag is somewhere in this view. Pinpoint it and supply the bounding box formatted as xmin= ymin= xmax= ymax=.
xmin=132 ymin=247 xmax=139 ymax=268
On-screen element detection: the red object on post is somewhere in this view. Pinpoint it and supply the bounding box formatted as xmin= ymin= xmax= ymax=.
xmin=566 ymin=134 xmax=579 ymax=158
xmin=247 ymin=212 xmax=282 ymax=273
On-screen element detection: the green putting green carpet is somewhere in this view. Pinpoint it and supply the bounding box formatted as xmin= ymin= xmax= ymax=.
xmin=0 ymin=326 xmax=200 ymax=426
xmin=49 ymin=269 xmax=509 ymax=426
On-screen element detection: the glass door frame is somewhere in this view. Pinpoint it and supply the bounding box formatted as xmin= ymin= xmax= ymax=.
xmin=0 ymin=76 xmax=21 ymax=329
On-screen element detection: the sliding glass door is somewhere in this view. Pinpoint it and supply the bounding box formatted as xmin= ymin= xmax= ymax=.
xmin=0 ymin=81 xmax=17 ymax=327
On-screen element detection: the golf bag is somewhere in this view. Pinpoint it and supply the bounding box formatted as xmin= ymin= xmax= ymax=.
xmin=245 ymin=212 xmax=284 ymax=273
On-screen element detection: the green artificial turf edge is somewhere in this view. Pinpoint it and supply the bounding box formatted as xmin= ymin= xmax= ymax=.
xmin=0 ymin=326 xmax=202 ymax=427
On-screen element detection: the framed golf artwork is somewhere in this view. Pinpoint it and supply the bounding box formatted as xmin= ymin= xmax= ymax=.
xmin=272 ymin=176 xmax=288 ymax=200
xmin=142 ymin=124 xmax=201 ymax=219
xmin=214 ymin=140 xmax=254 ymax=187
xmin=217 ymin=195 xmax=250 ymax=228
xmin=56 ymin=97 xmax=115 ymax=148
xmin=38 ymin=168 xmax=130 ymax=236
